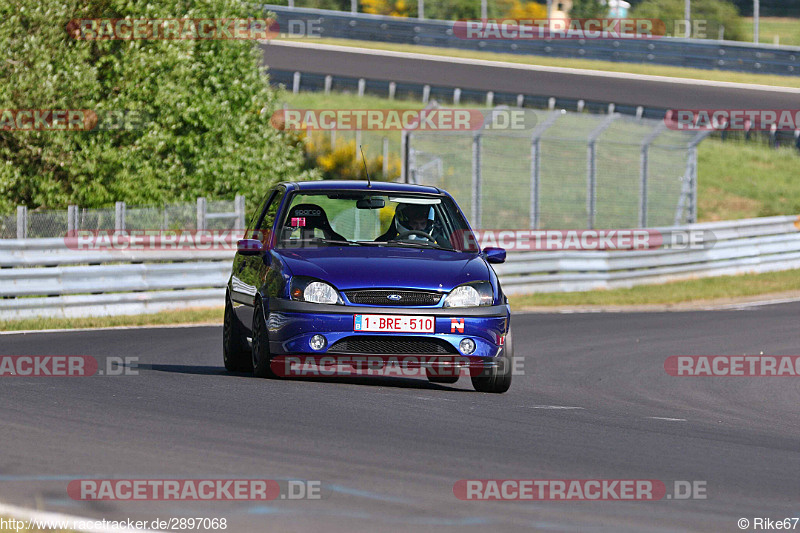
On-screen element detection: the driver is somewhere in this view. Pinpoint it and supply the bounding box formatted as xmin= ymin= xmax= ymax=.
xmin=376 ymin=203 xmax=450 ymax=247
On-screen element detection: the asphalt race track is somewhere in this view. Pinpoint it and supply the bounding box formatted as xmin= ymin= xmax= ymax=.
xmin=1 ymin=303 xmax=799 ymax=532
xmin=261 ymin=41 xmax=800 ymax=111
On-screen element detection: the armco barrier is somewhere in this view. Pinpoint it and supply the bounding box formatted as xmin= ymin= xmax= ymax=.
xmin=262 ymin=5 xmax=800 ymax=76
xmin=0 ymin=215 xmax=798 ymax=319
xmin=494 ymin=215 xmax=800 ymax=294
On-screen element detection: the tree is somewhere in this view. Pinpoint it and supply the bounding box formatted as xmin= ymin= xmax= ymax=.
xmin=570 ymin=0 xmax=606 ymax=18
xmin=630 ymin=0 xmax=745 ymax=40
xmin=0 ymin=0 xmax=315 ymax=214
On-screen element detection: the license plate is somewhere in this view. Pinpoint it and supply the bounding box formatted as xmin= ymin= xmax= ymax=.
xmin=354 ymin=314 xmax=434 ymax=333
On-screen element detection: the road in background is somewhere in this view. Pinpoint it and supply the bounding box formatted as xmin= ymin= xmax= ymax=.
xmin=262 ymin=41 xmax=800 ymax=110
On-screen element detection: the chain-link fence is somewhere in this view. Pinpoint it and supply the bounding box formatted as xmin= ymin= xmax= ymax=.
xmin=0 ymin=196 xmax=246 ymax=239
xmin=404 ymin=107 xmax=710 ymax=229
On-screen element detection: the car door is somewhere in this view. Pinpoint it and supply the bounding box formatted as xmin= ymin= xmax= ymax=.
xmin=231 ymin=186 xmax=285 ymax=333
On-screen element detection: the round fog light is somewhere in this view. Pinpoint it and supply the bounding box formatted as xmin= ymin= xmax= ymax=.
xmin=309 ymin=334 xmax=327 ymax=351
xmin=459 ymin=338 xmax=476 ymax=355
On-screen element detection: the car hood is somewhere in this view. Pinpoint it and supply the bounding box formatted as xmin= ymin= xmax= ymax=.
xmin=276 ymin=246 xmax=489 ymax=292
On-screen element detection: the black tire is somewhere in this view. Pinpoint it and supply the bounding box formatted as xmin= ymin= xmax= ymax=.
xmin=251 ymin=301 xmax=278 ymax=379
xmin=471 ymin=330 xmax=513 ymax=394
xmin=223 ymin=294 xmax=252 ymax=372
xmin=426 ymin=367 xmax=459 ymax=384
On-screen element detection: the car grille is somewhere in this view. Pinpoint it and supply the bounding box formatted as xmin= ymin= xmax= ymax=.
xmin=328 ymin=336 xmax=458 ymax=355
xmin=345 ymin=290 xmax=442 ymax=306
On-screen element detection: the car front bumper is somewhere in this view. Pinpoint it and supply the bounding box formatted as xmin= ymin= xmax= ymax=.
xmin=265 ymin=298 xmax=510 ymax=359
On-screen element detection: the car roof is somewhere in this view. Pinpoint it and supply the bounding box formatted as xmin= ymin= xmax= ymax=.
xmin=282 ymin=180 xmax=442 ymax=195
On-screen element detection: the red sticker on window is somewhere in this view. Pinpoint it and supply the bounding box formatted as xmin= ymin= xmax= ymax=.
xmin=291 ymin=217 xmax=306 ymax=227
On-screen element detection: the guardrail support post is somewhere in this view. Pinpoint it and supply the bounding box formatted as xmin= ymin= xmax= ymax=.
xmin=292 ymin=71 xmax=301 ymax=94
xmin=16 ymin=206 xmax=27 ymax=239
xmin=197 ymin=197 xmax=206 ymax=231
xmin=471 ymin=132 xmax=482 ymax=228
xmin=115 ymin=201 xmax=126 ymax=231
xmin=235 ymin=195 xmax=246 ymax=230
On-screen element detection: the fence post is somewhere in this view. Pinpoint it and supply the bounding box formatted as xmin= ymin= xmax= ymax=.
xmin=388 ymin=82 xmax=396 ymax=100
xmin=324 ymin=75 xmax=333 ymax=94
xmin=115 ymin=201 xmax=126 ymax=231
xmin=235 ymin=195 xmax=246 ymax=230
xmin=586 ymin=114 xmax=618 ymax=229
xmin=471 ymin=132 xmax=482 ymax=228
xmin=196 ymin=197 xmax=206 ymax=231
xmin=528 ymin=111 xmax=562 ymax=229
xmin=358 ymin=78 xmax=365 ymax=97
xmin=401 ymin=130 xmax=409 ymax=182
xmin=351 ymin=0 xmax=357 ymax=13
xmin=639 ymin=122 xmax=666 ymax=227
xmin=67 ymin=205 xmax=78 ymax=235
xmin=382 ymin=137 xmax=389 ymax=177
xmin=16 ymin=206 xmax=27 ymax=239
xmin=418 ymin=0 xmax=424 ymax=19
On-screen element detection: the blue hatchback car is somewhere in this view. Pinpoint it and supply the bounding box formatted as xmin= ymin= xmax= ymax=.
xmin=224 ymin=181 xmax=513 ymax=393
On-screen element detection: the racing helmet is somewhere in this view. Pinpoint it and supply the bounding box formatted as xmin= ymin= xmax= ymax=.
xmin=395 ymin=203 xmax=434 ymax=236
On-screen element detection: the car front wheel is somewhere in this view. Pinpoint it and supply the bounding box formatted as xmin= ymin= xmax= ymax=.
xmin=251 ymin=301 xmax=278 ymax=379
xmin=471 ymin=330 xmax=513 ymax=394
xmin=223 ymin=295 xmax=252 ymax=372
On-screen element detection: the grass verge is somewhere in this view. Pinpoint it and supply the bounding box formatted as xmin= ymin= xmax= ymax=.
xmin=0 ymin=307 xmax=223 ymax=332
xmin=509 ymin=268 xmax=800 ymax=308
xmin=275 ymin=36 xmax=800 ymax=88
xmin=743 ymin=17 xmax=800 ymax=46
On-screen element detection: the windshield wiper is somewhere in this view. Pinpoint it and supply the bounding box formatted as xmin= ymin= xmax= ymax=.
xmin=385 ymin=240 xmax=450 ymax=251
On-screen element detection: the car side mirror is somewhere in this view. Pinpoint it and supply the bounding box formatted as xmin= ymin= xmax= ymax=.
xmin=237 ymin=239 xmax=264 ymax=256
xmin=483 ymin=247 xmax=506 ymax=264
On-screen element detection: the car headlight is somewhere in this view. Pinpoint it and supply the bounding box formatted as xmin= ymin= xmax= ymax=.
xmin=290 ymin=277 xmax=342 ymax=304
xmin=443 ymin=282 xmax=494 ymax=308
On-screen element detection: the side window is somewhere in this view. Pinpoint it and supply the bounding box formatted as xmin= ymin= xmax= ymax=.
xmin=249 ymin=187 xmax=284 ymax=243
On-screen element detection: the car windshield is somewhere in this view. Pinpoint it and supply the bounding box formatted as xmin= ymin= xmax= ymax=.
xmin=276 ymin=191 xmax=479 ymax=252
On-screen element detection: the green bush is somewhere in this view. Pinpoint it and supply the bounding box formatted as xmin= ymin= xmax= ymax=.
xmin=630 ymin=0 xmax=745 ymax=41
xmin=0 ymin=0 xmax=316 ymax=214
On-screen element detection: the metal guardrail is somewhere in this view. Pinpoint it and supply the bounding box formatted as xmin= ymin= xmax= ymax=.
xmin=261 ymin=5 xmax=800 ymax=76
xmin=494 ymin=215 xmax=800 ymax=294
xmin=1 ymin=215 xmax=798 ymax=319
xmin=0 ymin=240 xmax=233 ymax=320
